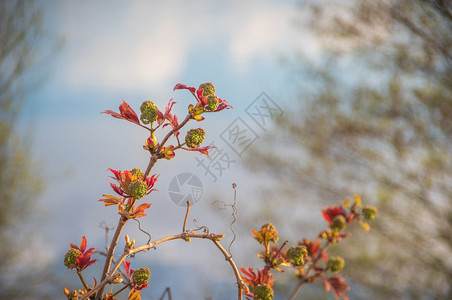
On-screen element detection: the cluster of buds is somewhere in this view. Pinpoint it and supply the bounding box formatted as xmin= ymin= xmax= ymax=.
xmin=242 ymin=195 xmax=377 ymax=300
xmin=140 ymin=100 xmax=159 ymax=124
xmin=327 ymin=256 xmax=345 ymax=273
xmin=185 ymin=128 xmax=206 ymax=149
xmin=240 ymin=268 xmax=275 ymax=300
xmin=64 ymin=288 xmax=87 ymax=300
xmin=174 ymin=82 xmax=231 ymax=121
xmin=123 ymin=260 xmax=151 ymax=291
xmin=125 ymin=234 xmax=135 ymax=251
xmin=253 ymin=284 xmax=274 ymax=300
xmin=286 ymin=246 xmax=308 ymax=267
xmin=252 ymin=223 xmax=279 ymax=245
xmin=132 ymin=267 xmax=151 ymax=287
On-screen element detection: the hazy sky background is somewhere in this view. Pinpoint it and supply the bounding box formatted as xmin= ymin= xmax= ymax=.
xmin=22 ymin=0 xmax=320 ymax=298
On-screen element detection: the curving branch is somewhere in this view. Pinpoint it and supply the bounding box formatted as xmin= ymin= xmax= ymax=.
xmin=82 ymin=232 xmax=245 ymax=300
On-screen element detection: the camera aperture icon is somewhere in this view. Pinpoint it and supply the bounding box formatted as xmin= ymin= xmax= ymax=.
xmin=168 ymin=173 xmax=203 ymax=207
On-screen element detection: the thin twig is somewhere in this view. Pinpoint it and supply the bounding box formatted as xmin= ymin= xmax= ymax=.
xmin=159 ymin=287 xmax=172 ymax=300
xmin=77 ymin=271 xmax=89 ymax=291
xmin=182 ymin=200 xmax=191 ymax=233
xmin=228 ymin=183 xmax=238 ymax=256
xmin=157 ymin=114 xmax=191 ymax=152
xmin=132 ymin=218 xmax=152 ymax=244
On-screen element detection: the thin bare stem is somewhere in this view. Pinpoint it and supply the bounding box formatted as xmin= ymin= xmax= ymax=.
xmin=95 ymin=217 xmax=127 ymax=300
xmin=112 ymin=282 xmax=132 ymax=297
xmin=77 ymin=271 xmax=89 ymax=291
xmin=159 ymin=287 xmax=172 ymax=300
xmin=271 ymin=240 xmax=288 ymax=264
xmin=82 ymin=232 xmax=244 ymax=300
xmin=157 ymin=114 xmax=191 ymax=151
xmin=182 ymin=200 xmax=191 ymax=233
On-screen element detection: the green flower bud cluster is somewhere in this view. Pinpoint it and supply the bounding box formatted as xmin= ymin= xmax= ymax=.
xmin=199 ymin=82 xmax=220 ymax=111
xmin=132 ymin=267 xmax=151 ymax=285
xmin=253 ymin=284 xmax=274 ymax=300
xmin=131 ymin=168 xmax=144 ymax=180
xmin=185 ymin=128 xmax=206 ymax=148
xmin=199 ymin=82 xmax=215 ymax=97
xmin=327 ymin=256 xmax=345 ymax=273
xmin=286 ymin=246 xmax=308 ymax=267
xmin=140 ymin=101 xmax=159 ymax=124
xmin=128 ymin=180 xmax=148 ymax=199
xmin=362 ymin=205 xmax=378 ymax=220
xmin=206 ymin=95 xmax=219 ymax=112
xmin=331 ymin=215 xmax=347 ymax=231
xmin=64 ymin=248 xmax=81 ymax=269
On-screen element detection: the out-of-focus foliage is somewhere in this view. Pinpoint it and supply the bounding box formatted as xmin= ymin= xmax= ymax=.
xmin=0 ymin=1 xmax=56 ymax=298
xmin=246 ymin=0 xmax=452 ymax=298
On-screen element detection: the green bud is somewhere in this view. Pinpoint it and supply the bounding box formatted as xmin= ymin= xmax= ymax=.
xmin=140 ymin=101 xmax=159 ymax=124
xmin=128 ymin=180 xmax=148 ymax=199
xmin=254 ymin=284 xmax=274 ymax=300
xmin=206 ymin=95 xmax=219 ymax=111
xmin=64 ymin=248 xmax=81 ymax=269
xmin=331 ymin=215 xmax=347 ymax=231
xmin=327 ymin=256 xmax=345 ymax=273
xmin=132 ymin=267 xmax=151 ymax=285
xmin=362 ymin=205 xmax=378 ymax=220
xmin=286 ymin=246 xmax=308 ymax=267
xmin=198 ymin=82 xmax=215 ymax=97
xmin=253 ymin=223 xmax=279 ymax=244
xmin=185 ymin=128 xmax=206 ymax=148
xmin=130 ymin=168 xmax=144 ymax=180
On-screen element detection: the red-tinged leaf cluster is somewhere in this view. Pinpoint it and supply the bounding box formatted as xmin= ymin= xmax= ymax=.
xmin=68 ymin=236 xmax=97 ymax=272
xmin=103 ymin=83 xmax=232 ymax=159
xmin=323 ymin=276 xmax=350 ymax=300
xmin=173 ymin=83 xmax=232 ymax=121
xmin=321 ymin=205 xmax=353 ymax=224
xmin=240 ymin=267 xmax=274 ymax=299
xmin=99 ymin=194 xmax=153 ymax=219
xmin=107 ymin=168 xmax=157 ymax=199
xmin=241 ymin=196 xmax=377 ymax=299
xmin=251 ymin=223 xmax=279 ymax=245
xmin=298 ymin=238 xmax=328 ymax=262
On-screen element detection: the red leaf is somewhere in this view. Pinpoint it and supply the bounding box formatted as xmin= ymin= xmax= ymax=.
xmin=182 ymin=146 xmax=215 ymax=157
xmin=80 ymin=236 xmax=87 ymax=253
xmin=119 ymin=99 xmax=140 ymax=124
xmin=173 ymin=83 xmax=196 ymax=96
xmin=131 ymin=203 xmax=152 ymax=218
xmin=123 ymin=260 xmax=132 ymax=278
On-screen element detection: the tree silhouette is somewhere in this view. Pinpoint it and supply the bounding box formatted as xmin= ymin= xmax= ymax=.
xmin=245 ymin=1 xmax=452 ymax=298
xmin=0 ymin=1 xmax=58 ymax=298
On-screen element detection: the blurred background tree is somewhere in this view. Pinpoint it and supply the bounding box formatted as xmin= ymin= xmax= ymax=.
xmin=0 ymin=1 xmax=59 ymax=298
xmin=245 ymin=0 xmax=451 ymax=298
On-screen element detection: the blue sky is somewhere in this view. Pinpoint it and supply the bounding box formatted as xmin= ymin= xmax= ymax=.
xmin=21 ymin=0 xmax=321 ymax=298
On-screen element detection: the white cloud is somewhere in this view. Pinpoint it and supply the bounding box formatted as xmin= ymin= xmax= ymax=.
xmin=51 ymin=0 xmax=315 ymax=92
